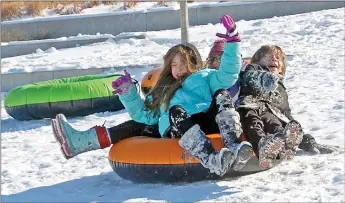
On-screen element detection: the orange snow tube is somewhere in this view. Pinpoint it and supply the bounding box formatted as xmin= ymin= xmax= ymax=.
xmin=141 ymin=65 xmax=163 ymax=95
xmin=108 ymin=134 xmax=276 ymax=183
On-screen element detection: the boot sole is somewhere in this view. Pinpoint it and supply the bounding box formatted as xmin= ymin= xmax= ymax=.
xmin=259 ymin=137 xmax=285 ymax=169
xmin=231 ymin=141 xmax=253 ymax=171
xmin=218 ymin=148 xmax=232 ymax=177
xmin=51 ymin=119 xmax=71 ymax=159
xmin=55 ymin=114 xmax=74 ymax=159
xmin=283 ymin=120 xmax=303 ymax=160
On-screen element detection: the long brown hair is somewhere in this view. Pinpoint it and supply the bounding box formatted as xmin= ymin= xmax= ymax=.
xmin=251 ymin=45 xmax=287 ymax=76
xmin=144 ymin=43 xmax=203 ymax=115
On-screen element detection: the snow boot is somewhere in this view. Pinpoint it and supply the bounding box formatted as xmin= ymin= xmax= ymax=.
xmin=258 ymin=120 xmax=303 ymax=168
xmin=215 ymin=89 xmax=253 ymax=171
xmin=178 ymin=124 xmax=233 ymax=176
xmin=299 ymin=133 xmax=339 ymax=154
xmin=52 ymin=114 xmax=111 ymax=159
xmin=282 ymin=120 xmax=304 ymax=160
xmin=52 ymin=118 xmax=70 ymax=159
xmin=258 ymin=132 xmax=285 ymax=169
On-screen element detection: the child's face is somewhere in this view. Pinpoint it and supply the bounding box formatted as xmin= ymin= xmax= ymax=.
xmin=259 ymin=52 xmax=283 ymax=75
xmin=171 ymin=54 xmax=188 ymax=79
xmin=207 ymin=54 xmax=221 ymax=69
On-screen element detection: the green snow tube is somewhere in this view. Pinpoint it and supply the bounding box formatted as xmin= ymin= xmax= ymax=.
xmin=4 ymin=74 xmax=130 ymax=120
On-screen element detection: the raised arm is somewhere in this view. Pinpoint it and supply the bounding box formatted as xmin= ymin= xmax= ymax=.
xmin=208 ymin=42 xmax=242 ymax=94
xmin=112 ymin=71 xmax=159 ymax=125
xmin=207 ymin=14 xmax=242 ymax=94
xmin=240 ymin=64 xmax=280 ymax=95
xmin=119 ymin=88 xmax=159 ymax=125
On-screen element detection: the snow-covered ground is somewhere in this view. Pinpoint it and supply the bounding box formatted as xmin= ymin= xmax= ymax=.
xmin=1 ymin=7 xmax=345 ymax=202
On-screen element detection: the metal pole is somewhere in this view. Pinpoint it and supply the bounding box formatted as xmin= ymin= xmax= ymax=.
xmin=179 ymin=1 xmax=189 ymax=43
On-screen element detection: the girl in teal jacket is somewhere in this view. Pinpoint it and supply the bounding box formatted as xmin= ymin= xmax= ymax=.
xmin=52 ymin=15 xmax=253 ymax=177
xmin=119 ymin=42 xmax=240 ymax=137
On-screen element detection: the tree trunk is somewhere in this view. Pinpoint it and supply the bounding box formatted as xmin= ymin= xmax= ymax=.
xmin=179 ymin=1 xmax=189 ymax=43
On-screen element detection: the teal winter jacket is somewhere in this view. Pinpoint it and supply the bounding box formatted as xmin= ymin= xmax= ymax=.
xmin=119 ymin=42 xmax=241 ymax=137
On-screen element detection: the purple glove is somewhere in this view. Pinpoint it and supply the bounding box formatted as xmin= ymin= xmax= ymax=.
xmin=112 ymin=70 xmax=134 ymax=95
xmin=216 ymin=15 xmax=241 ymax=42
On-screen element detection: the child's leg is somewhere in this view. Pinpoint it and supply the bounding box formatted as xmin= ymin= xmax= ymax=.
xmin=108 ymin=120 xmax=160 ymax=144
xmin=280 ymin=120 xmax=303 ymax=160
xmin=240 ymin=109 xmax=286 ymax=168
xmin=52 ymin=114 xmax=112 ymax=159
xmin=240 ymin=109 xmax=266 ymax=155
xmin=261 ymin=111 xmax=284 ymax=134
xmin=261 ymin=111 xmax=303 ymax=161
xmin=52 ymin=116 xmax=160 ymax=159
xmin=213 ymin=89 xmax=243 ymax=146
xmin=168 ymin=105 xmax=195 ymax=138
xmin=190 ymin=112 xmax=220 ymax=135
xmin=169 ymin=105 xmax=233 ymax=176
xmin=212 ymin=89 xmax=253 ymax=171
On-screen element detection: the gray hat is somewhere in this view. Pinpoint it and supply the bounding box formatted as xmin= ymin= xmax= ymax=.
xmin=166 ymin=42 xmax=203 ymax=70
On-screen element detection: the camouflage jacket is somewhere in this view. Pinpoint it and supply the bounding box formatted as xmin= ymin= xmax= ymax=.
xmin=236 ymin=63 xmax=294 ymax=123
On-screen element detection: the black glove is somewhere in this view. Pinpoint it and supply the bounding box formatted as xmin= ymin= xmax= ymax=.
xmin=298 ymin=134 xmax=339 ymax=154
